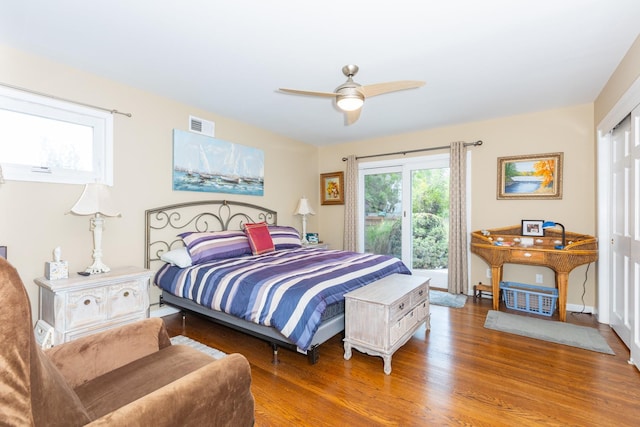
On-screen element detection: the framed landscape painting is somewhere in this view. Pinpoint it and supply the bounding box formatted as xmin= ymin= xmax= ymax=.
xmin=497 ymin=152 xmax=563 ymax=200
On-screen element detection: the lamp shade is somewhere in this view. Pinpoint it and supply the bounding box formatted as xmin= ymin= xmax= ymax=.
xmin=294 ymin=198 xmax=315 ymax=216
xmin=68 ymin=183 xmax=121 ymax=217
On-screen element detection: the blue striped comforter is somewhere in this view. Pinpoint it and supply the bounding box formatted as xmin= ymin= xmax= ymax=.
xmin=154 ymin=247 xmax=410 ymax=350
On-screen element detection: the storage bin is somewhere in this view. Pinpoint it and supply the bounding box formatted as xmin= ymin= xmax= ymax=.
xmin=500 ymin=281 xmax=558 ymax=317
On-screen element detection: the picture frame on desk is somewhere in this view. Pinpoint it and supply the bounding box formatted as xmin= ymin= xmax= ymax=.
xmin=521 ymin=220 xmax=544 ymax=236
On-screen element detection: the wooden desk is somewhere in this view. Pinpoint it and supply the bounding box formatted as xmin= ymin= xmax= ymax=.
xmin=470 ymin=226 xmax=597 ymax=321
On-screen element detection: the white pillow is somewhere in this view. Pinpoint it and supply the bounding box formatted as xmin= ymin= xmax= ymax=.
xmin=160 ymin=247 xmax=192 ymax=268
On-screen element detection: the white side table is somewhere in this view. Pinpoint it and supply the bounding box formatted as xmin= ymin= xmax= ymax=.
xmin=34 ymin=266 xmax=153 ymax=345
xmin=343 ymin=274 xmax=430 ymax=374
xmin=302 ymin=243 xmax=329 ymax=249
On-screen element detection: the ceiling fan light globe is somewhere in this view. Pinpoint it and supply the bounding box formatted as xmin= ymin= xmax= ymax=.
xmin=336 ymin=96 xmax=364 ymax=111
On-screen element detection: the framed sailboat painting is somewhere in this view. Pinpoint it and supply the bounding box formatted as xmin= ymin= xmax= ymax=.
xmin=172 ymin=129 xmax=264 ymax=196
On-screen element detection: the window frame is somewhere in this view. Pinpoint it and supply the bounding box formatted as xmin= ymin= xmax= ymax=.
xmin=0 ymin=86 xmax=113 ymax=185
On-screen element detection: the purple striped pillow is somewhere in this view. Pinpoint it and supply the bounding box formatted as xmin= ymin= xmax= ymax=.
xmin=179 ymin=230 xmax=252 ymax=264
xmin=268 ymin=226 xmax=302 ymax=250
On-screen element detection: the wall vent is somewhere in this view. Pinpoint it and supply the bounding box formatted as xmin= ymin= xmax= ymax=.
xmin=189 ymin=115 xmax=215 ymax=137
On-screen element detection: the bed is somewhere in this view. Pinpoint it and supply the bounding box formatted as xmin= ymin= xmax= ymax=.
xmin=145 ymin=200 xmax=410 ymax=363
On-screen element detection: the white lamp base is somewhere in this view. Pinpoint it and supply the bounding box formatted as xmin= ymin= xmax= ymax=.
xmin=87 ymin=214 xmax=110 ymax=275
xmin=85 ymin=260 xmax=111 ymax=275
xmin=300 ymin=214 xmax=309 ymax=244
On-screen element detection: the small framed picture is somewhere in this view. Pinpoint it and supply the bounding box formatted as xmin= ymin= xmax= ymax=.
xmin=521 ymin=220 xmax=544 ymax=236
xmin=320 ymin=171 xmax=344 ymax=205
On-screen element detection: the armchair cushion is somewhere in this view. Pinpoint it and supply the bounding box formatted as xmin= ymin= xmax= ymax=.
xmin=75 ymin=344 xmax=217 ymax=418
xmin=45 ymin=317 xmax=172 ymax=389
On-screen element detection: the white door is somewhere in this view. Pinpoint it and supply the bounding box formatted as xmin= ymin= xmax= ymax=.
xmin=610 ymin=106 xmax=640 ymax=368
xmin=610 ymin=114 xmax=631 ymax=346
xmin=630 ymin=105 xmax=640 ymax=367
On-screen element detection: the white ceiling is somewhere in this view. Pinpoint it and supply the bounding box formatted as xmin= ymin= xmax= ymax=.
xmin=1 ymin=1 xmax=640 ymax=146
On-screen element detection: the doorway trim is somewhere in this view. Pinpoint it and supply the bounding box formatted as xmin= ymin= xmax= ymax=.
xmin=596 ymin=75 xmax=640 ymax=324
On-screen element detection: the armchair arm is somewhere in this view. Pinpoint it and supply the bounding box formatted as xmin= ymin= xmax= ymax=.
xmin=86 ymin=353 xmax=255 ymax=427
xmin=45 ymin=317 xmax=171 ymax=388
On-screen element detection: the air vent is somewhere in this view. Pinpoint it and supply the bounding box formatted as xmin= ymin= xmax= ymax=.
xmin=189 ymin=115 xmax=215 ymax=137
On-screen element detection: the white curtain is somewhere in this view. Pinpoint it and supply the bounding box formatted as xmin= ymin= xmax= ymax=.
xmin=343 ymin=155 xmax=358 ymax=251
xmin=448 ymin=141 xmax=468 ymax=294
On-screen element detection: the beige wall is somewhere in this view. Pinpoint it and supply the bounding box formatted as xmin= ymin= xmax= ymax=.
xmin=0 ymin=44 xmax=319 ymax=321
xmin=5 ymin=34 xmax=631 ymax=320
xmin=595 ymin=34 xmax=640 ymax=125
xmin=318 ymin=104 xmax=596 ymax=307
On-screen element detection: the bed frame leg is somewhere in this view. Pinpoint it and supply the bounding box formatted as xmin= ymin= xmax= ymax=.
xmin=181 ymin=310 xmax=186 ymax=332
xmin=271 ymin=343 xmax=280 ymax=365
xmin=307 ymin=345 xmax=319 ymax=365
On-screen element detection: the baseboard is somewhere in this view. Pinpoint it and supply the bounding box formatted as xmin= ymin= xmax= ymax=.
xmin=150 ymin=304 xmax=180 ymax=318
xmin=566 ymin=303 xmax=594 ymax=315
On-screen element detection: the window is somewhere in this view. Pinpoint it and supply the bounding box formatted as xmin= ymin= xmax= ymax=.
xmin=359 ymin=154 xmax=451 ymax=287
xmin=0 ymin=86 xmax=113 ymax=185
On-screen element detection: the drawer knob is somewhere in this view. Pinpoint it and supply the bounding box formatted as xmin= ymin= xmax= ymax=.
xmin=524 ymin=252 xmax=532 ymax=257
xmin=418 ymin=290 xmax=424 ymax=296
xmin=123 ymin=291 xmax=130 ymax=297
xmin=399 ymin=302 xmax=405 ymax=310
xmin=83 ymin=299 xmax=91 ymax=306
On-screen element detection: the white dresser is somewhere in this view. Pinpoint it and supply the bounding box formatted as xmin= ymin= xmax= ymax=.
xmin=343 ymin=274 xmax=430 ymax=374
xmin=34 ymin=266 xmax=153 ymax=345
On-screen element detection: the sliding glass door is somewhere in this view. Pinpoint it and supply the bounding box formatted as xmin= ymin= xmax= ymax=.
xmin=359 ymin=154 xmax=450 ymax=287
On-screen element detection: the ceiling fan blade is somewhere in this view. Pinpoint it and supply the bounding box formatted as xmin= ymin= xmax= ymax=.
xmin=359 ymin=80 xmax=425 ymax=98
xmin=346 ymin=108 xmax=362 ymax=125
xmin=279 ymin=88 xmax=337 ymax=98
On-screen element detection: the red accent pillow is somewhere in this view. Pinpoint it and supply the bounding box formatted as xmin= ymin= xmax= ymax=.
xmin=244 ymin=222 xmax=275 ymax=255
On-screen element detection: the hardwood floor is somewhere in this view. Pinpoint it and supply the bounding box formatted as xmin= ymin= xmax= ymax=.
xmin=162 ymin=297 xmax=640 ymax=426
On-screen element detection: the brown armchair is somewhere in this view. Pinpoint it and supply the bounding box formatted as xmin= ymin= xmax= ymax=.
xmin=0 ymin=258 xmax=255 ymax=426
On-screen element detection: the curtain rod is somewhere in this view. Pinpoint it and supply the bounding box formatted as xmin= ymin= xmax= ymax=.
xmin=0 ymin=82 xmax=132 ymax=117
xmin=342 ymin=140 xmax=482 ymax=161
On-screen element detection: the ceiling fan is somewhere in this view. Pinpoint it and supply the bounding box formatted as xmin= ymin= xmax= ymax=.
xmin=279 ymin=65 xmax=425 ymax=125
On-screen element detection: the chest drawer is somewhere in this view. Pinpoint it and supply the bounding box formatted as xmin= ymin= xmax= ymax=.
xmin=108 ymin=280 xmax=147 ymax=318
xmin=410 ymin=284 xmax=428 ymax=305
xmin=389 ymin=294 xmax=411 ymax=321
xmin=65 ymin=288 xmax=107 ymax=330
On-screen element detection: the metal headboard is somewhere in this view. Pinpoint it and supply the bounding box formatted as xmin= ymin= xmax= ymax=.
xmin=144 ymin=200 xmax=278 ymax=269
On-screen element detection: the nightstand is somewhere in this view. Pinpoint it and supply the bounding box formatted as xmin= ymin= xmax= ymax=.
xmin=34 ymin=266 xmax=153 ymax=345
xmin=302 ymin=243 xmax=329 ymax=249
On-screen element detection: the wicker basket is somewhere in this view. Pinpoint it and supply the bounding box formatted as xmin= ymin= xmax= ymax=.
xmin=500 ymin=282 xmax=558 ymax=317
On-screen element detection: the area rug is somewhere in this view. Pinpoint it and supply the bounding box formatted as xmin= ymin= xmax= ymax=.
xmin=429 ymin=290 xmax=467 ymax=308
xmin=484 ymin=310 xmax=615 ymax=355
xmin=170 ymin=335 xmax=227 ymax=359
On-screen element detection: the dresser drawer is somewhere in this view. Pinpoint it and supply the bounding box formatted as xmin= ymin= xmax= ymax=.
xmin=65 ymin=288 xmax=107 ymax=330
xmin=390 ymin=308 xmax=419 ymax=344
xmin=390 ymin=294 xmax=411 ymax=321
xmin=108 ymin=280 xmax=147 ymax=319
xmin=410 ymin=284 xmax=428 ymax=305
xmin=510 ymin=250 xmax=545 ymax=263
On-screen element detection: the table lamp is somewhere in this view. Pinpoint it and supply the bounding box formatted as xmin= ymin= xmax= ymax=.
xmin=294 ymin=197 xmax=315 ymax=244
xmin=68 ymin=183 xmax=121 ymax=274
xmin=542 ymin=221 xmax=565 ymax=249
